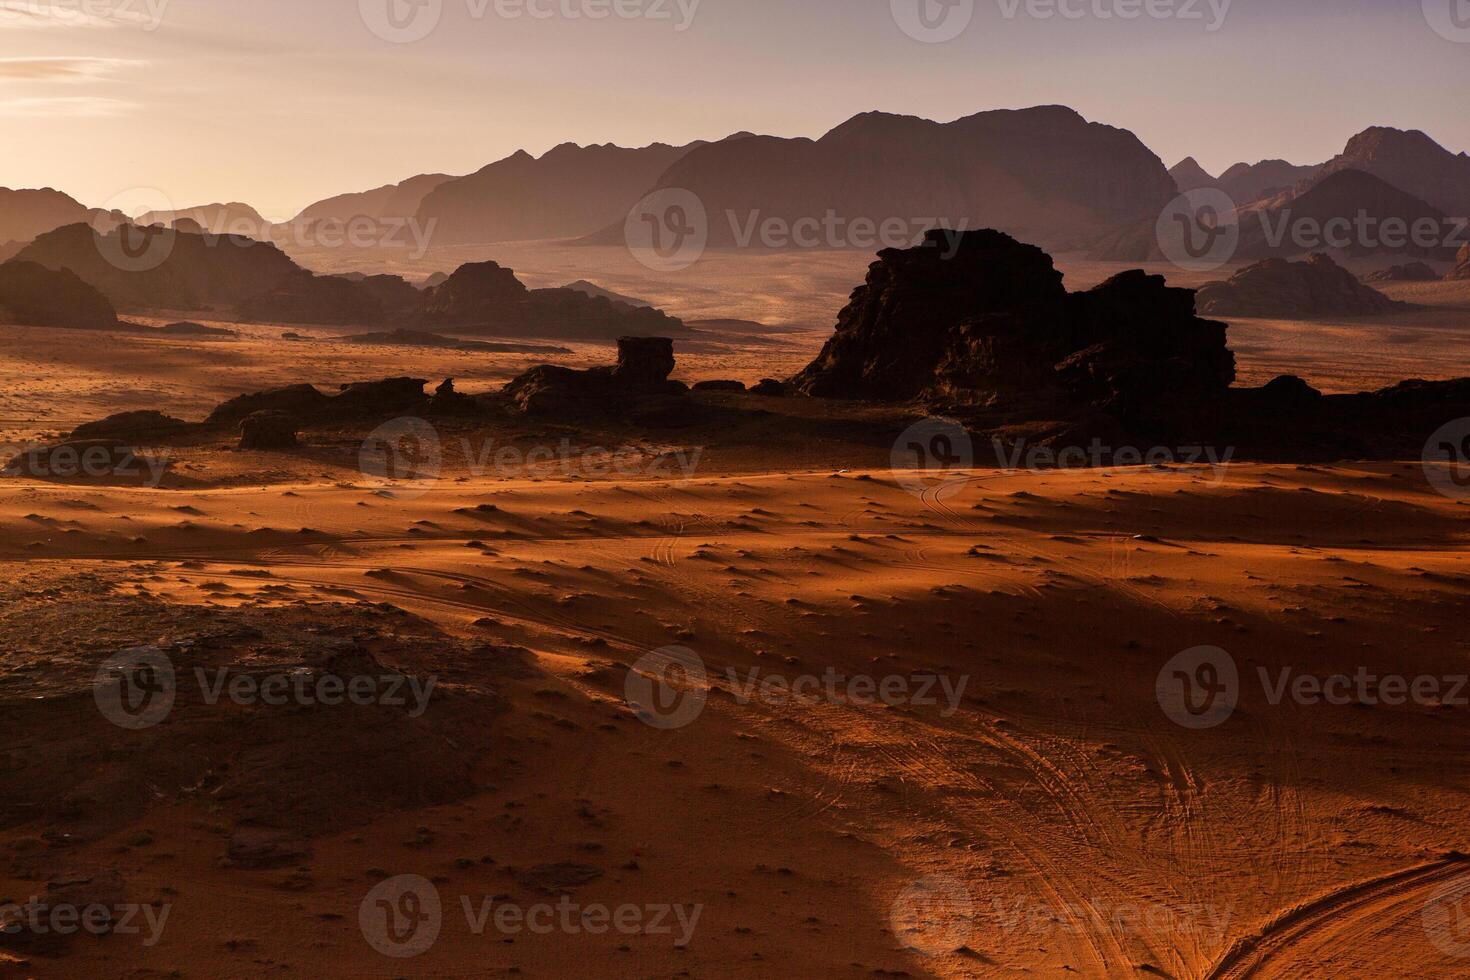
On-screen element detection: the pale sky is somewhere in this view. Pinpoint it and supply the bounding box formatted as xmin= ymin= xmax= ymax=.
xmin=2 ymin=0 xmax=1467 ymax=219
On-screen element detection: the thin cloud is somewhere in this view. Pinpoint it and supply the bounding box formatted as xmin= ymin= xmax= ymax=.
xmin=0 ymin=95 xmax=133 ymax=116
xmin=0 ymin=0 xmax=168 ymax=30
xmin=0 ymin=57 xmax=143 ymax=80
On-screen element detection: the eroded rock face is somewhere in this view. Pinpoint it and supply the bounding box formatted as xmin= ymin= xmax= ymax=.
xmin=1196 ymin=253 xmax=1406 ymax=318
xmin=71 ymin=411 xmax=189 ymax=441
xmin=1450 ymin=244 xmax=1470 ymax=281
xmin=0 ymin=261 xmax=118 ymax=330
xmin=208 ymin=379 xmax=430 ymax=425
xmin=791 ymin=229 xmax=1234 ymax=432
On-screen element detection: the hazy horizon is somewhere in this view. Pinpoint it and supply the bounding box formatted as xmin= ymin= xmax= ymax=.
xmin=2 ymin=0 xmax=1468 ymax=218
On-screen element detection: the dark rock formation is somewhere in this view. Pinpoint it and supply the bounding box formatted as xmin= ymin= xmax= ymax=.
xmin=2 ymin=440 xmax=154 ymax=480
xmin=209 ymin=378 xmax=432 ymax=428
xmin=0 ymin=186 xmax=92 ymax=244
xmin=0 ymin=261 xmax=119 ymax=329
xmin=208 ymin=383 xmax=328 ymax=424
xmin=1196 ymin=253 xmax=1407 ymax=318
xmin=1314 ymin=126 xmax=1470 ymax=218
xmin=791 ymin=230 xmax=1234 ymax=436
xmin=694 ymin=380 xmax=746 ymax=392
xmin=503 ymin=337 xmax=685 ymax=417
xmin=751 ymin=379 xmax=789 ymax=397
xmin=236 ymin=270 xmax=415 ymax=326
xmin=418 ymin=261 xmax=687 ymax=340
xmin=428 ymin=378 xmax=478 ymax=415
xmin=238 ymin=410 xmax=299 ymax=450
xmin=1217 ymin=159 xmax=1321 ymax=205
xmin=71 ymin=411 xmax=189 ymax=441
xmin=1364 ymin=262 xmax=1439 ymax=283
xmin=613 ymin=337 xmax=675 ymax=385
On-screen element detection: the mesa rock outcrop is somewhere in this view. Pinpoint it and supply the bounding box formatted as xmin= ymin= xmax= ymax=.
xmin=791 ymin=229 xmax=1234 ymax=434
xmin=1364 ymin=262 xmax=1439 ymax=283
xmin=418 ymin=261 xmax=687 ymax=340
xmin=1196 ymin=253 xmax=1407 ymax=317
xmin=504 ymin=336 xmax=686 ymax=417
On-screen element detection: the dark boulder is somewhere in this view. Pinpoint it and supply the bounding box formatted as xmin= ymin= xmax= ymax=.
xmin=1196 ymin=254 xmax=1408 ymax=318
xmin=612 ymin=336 xmax=675 ymax=385
xmin=693 ymin=380 xmax=747 ymax=392
xmin=238 ymin=410 xmax=299 ymax=450
xmin=159 ymin=320 xmax=237 ymax=336
xmin=0 ymin=261 xmax=119 ymax=330
xmin=751 ymin=379 xmax=789 ymax=397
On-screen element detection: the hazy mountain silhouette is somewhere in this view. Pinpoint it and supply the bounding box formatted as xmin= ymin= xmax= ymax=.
xmin=1217 ymin=160 xmax=1322 ymax=205
xmin=1238 ymin=169 xmax=1459 ymax=261
xmin=1169 ymin=158 xmax=1219 ymax=192
xmin=136 ymin=202 xmax=270 ymax=236
xmin=290 ymin=174 xmax=455 ymax=226
xmin=1313 ymin=126 xmax=1470 ymax=217
xmin=416 ymin=141 xmax=723 ymax=244
xmin=0 ymin=187 xmax=92 ymax=244
xmin=588 ymin=106 xmax=1176 ymax=249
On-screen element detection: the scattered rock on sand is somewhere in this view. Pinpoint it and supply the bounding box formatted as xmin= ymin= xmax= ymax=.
xmin=226 ymin=825 xmax=312 ymax=869
xmin=238 ymin=410 xmax=299 ymax=450
xmin=514 ymin=862 xmax=605 ymax=894
xmin=1196 ymin=253 xmax=1408 ymax=318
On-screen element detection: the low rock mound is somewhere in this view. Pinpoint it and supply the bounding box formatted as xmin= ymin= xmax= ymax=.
xmin=344 ymin=327 xmax=570 ymax=355
xmin=70 ymin=411 xmax=189 ymax=441
xmin=1364 ymin=262 xmax=1439 ymax=283
xmin=1196 ymin=253 xmax=1407 ymax=318
xmin=420 ymin=261 xmax=688 ymax=340
xmin=207 ymin=377 xmax=430 ymax=425
xmin=504 ymin=336 xmax=685 ymax=416
xmin=791 ymin=229 xmax=1234 ymax=434
xmin=0 ymin=261 xmax=118 ymax=330
xmin=159 ymin=320 xmax=237 ymax=336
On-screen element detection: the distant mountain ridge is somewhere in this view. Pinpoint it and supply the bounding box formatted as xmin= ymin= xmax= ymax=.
xmin=289 ymin=173 xmax=455 ymax=226
xmin=415 ymin=141 xmax=721 ymax=245
xmin=0 ymin=187 xmax=92 ymax=244
xmin=593 ymin=106 xmax=1176 ymax=250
